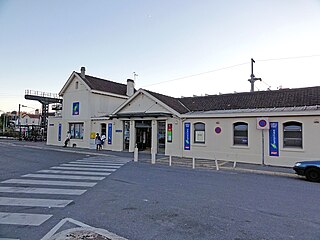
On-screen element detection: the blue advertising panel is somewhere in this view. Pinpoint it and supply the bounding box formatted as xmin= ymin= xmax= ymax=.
xmin=72 ymin=102 xmax=80 ymax=115
xmin=269 ymin=122 xmax=279 ymax=156
xmin=184 ymin=122 xmax=191 ymax=150
xmin=108 ymin=123 xmax=112 ymax=144
xmin=58 ymin=123 xmax=62 ymax=141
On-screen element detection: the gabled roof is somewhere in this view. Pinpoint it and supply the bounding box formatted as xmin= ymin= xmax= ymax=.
xmin=145 ymin=90 xmax=190 ymax=114
xmin=76 ymin=72 xmax=128 ymax=96
xmin=144 ymin=86 xmax=320 ymax=114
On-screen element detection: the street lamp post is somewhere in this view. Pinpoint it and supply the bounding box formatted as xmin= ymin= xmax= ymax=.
xmin=18 ymin=104 xmax=27 ymax=140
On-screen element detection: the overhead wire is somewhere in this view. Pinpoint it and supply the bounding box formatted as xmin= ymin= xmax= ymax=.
xmin=141 ymin=54 xmax=320 ymax=88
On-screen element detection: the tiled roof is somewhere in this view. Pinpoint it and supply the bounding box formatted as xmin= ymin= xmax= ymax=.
xmin=145 ymin=90 xmax=190 ymax=114
xmin=148 ymin=86 xmax=320 ymax=114
xmin=77 ymin=73 xmax=128 ymax=96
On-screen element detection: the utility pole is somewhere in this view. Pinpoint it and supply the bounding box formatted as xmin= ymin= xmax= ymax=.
xmin=248 ymin=58 xmax=262 ymax=92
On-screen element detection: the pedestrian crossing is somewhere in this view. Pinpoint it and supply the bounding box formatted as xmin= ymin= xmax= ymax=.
xmin=0 ymin=156 xmax=130 ymax=240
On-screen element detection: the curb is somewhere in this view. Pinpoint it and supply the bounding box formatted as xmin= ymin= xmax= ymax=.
xmin=220 ymin=166 xmax=297 ymax=178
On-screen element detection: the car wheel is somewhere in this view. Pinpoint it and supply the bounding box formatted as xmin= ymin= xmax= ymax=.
xmin=305 ymin=168 xmax=320 ymax=182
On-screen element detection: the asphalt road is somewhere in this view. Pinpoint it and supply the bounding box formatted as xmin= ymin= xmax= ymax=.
xmin=0 ymin=140 xmax=319 ymax=240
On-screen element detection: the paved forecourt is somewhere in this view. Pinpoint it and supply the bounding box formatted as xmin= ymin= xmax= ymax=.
xmin=0 ymin=156 xmax=130 ymax=240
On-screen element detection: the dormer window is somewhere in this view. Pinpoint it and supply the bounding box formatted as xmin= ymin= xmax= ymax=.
xmin=75 ymin=81 xmax=79 ymax=89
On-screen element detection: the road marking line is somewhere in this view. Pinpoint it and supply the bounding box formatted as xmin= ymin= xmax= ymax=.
xmin=76 ymin=159 xmax=129 ymax=164
xmin=0 ymin=238 xmax=20 ymax=240
xmin=71 ymin=161 xmax=124 ymax=166
xmin=40 ymin=218 xmax=127 ymax=240
xmin=0 ymin=197 xmax=72 ymax=208
xmin=22 ymin=174 xmax=105 ymax=181
xmin=51 ymin=166 xmax=117 ymax=172
xmin=61 ymin=163 xmax=120 ymax=169
xmin=1 ymin=179 xmax=97 ymax=187
xmin=0 ymin=186 xmax=86 ymax=195
xmin=37 ymin=170 xmax=111 ymax=176
xmin=0 ymin=212 xmax=52 ymax=226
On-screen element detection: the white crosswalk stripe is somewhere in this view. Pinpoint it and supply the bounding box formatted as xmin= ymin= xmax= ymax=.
xmin=76 ymin=159 xmax=129 ymax=164
xmin=60 ymin=163 xmax=120 ymax=169
xmin=0 ymin=197 xmax=72 ymax=208
xmin=70 ymin=161 xmax=124 ymax=166
xmin=37 ymin=169 xmax=111 ymax=176
xmin=0 ymin=156 xmax=128 ymax=239
xmin=0 ymin=186 xmax=86 ymax=195
xmin=50 ymin=166 xmax=117 ymax=172
xmin=22 ymin=173 xmax=105 ymax=181
xmin=1 ymin=179 xmax=97 ymax=187
xmin=0 ymin=212 xmax=52 ymax=226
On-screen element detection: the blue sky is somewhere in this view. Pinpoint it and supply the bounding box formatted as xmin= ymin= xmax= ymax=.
xmin=0 ymin=0 xmax=320 ymax=112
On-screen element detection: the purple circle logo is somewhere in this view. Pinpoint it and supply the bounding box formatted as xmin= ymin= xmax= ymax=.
xmin=215 ymin=127 xmax=222 ymax=134
xmin=258 ymin=120 xmax=267 ymax=128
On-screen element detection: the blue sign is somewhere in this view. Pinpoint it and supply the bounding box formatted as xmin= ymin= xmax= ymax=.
xmin=184 ymin=122 xmax=191 ymax=150
xmin=58 ymin=123 xmax=62 ymax=141
xmin=72 ymin=102 xmax=80 ymax=115
xmin=269 ymin=122 xmax=279 ymax=156
xmin=108 ymin=123 xmax=112 ymax=144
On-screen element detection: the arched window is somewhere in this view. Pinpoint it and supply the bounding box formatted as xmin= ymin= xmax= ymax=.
xmin=194 ymin=122 xmax=205 ymax=143
xmin=233 ymin=122 xmax=248 ymax=146
xmin=75 ymin=81 xmax=79 ymax=89
xmin=283 ymin=121 xmax=302 ymax=148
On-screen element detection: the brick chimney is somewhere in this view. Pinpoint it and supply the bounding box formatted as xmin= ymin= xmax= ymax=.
xmin=126 ymin=79 xmax=135 ymax=97
xmin=80 ymin=67 xmax=86 ymax=78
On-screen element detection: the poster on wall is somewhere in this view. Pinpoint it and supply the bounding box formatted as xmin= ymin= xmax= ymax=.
xmin=269 ymin=122 xmax=279 ymax=156
xmin=167 ymin=124 xmax=172 ymax=142
xmin=58 ymin=123 xmax=62 ymax=141
xmin=108 ymin=123 xmax=112 ymax=144
xmin=72 ymin=102 xmax=80 ymax=115
xmin=184 ymin=122 xmax=190 ymax=150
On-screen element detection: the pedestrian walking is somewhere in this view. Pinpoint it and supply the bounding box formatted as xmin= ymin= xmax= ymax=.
xmin=64 ymin=131 xmax=71 ymax=147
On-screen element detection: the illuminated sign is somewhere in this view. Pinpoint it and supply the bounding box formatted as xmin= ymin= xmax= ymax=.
xmin=184 ymin=122 xmax=190 ymax=150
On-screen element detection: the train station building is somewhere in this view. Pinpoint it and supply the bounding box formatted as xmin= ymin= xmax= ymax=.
xmin=47 ymin=67 xmax=320 ymax=167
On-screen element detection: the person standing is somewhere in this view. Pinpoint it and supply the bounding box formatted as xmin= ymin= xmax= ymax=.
xmin=95 ymin=133 xmax=102 ymax=150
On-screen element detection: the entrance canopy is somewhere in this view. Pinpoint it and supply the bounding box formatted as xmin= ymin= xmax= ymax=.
xmin=110 ymin=112 xmax=173 ymax=119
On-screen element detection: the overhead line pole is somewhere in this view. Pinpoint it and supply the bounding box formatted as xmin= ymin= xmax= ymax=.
xmin=248 ymin=58 xmax=262 ymax=92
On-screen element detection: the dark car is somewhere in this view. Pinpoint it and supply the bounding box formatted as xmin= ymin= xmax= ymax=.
xmin=293 ymin=161 xmax=320 ymax=182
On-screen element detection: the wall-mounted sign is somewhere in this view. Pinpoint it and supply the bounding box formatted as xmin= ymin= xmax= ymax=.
xmin=90 ymin=132 xmax=96 ymax=139
xmin=58 ymin=123 xmax=62 ymax=141
xmin=257 ymin=117 xmax=269 ymax=130
xmin=184 ymin=122 xmax=190 ymax=150
xmin=108 ymin=123 xmax=112 ymax=144
xmin=167 ymin=123 xmax=172 ymax=142
xmin=269 ymin=122 xmax=279 ymax=156
xmin=215 ymin=127 xmax=222 ymax=134
xmin=72 ymin=102 xmax=80 ymax=115
xmin=115 ymin=129 xmax=122 ymax=133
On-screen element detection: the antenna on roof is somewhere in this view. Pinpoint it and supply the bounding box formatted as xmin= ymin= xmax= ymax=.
xmin=133 ymin=72 xmax=138 ymax=81
xmin=248 ymin=58 xmax=262 ymax=92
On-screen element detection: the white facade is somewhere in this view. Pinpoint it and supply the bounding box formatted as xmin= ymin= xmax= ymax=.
xmin=47 ymin=70 xmax=320 ymax=167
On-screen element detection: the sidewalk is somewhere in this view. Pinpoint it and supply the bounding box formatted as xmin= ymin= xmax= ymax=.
xmin=0 ymin=139 xmax=297 ymax=178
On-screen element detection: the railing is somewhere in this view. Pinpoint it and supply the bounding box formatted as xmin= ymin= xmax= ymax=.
xmin=25 ymin=90 xmax=62 ymax=99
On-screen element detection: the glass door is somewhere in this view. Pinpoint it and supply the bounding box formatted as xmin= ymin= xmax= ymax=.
xmin=157 ymin=121 xmax=166 ymax=154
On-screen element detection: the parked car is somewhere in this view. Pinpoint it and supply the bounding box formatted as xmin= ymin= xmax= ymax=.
xmin=293 ymin=161 xmax=320 ymax=182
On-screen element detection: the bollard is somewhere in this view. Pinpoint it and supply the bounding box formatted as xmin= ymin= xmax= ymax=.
xmin=169 ymin=155 xmax=172 ymax=166
xmin=215 ymin=159 xmax=219 ymax=171
xmin=134 ymin=147 xmax=138 ymax=162
xmin=151 ymin=152 xmax=156 ymax=164
xmin=233 ymin=161 xmax=237 ymax=168
xmin=192 ymin=157 xmax=195 ymax=169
